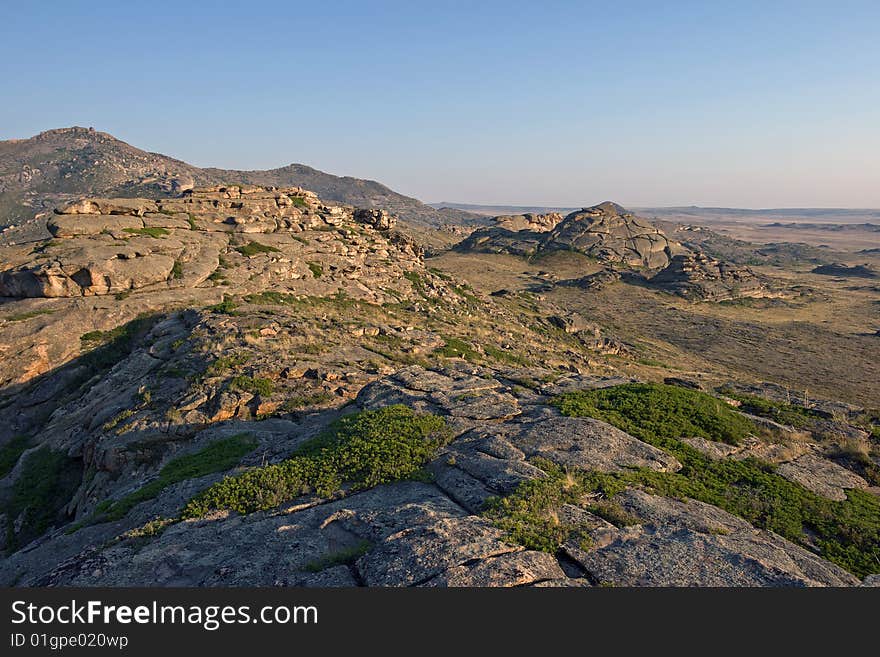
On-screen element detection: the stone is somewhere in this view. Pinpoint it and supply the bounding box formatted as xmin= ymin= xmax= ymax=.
xmin=421 ymin=549 xmax=565 ymax=586
xmin=776 ymin=454 xmax=869 ymax=501
xmin=510 ymin=416 xmax=682 ymax=473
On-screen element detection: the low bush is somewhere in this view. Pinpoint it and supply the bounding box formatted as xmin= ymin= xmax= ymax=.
xmin=182 ymin=405 xmax=448 ymax=518
xmin=235 ymin=241 xmax=279 ymax=257
xmin=78 ymin=434 xmax=257 ymax=527
xmin=544 ymin=384 xmax=880 ymax=578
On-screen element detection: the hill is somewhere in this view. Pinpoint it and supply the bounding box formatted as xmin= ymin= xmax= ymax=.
xmin=0 ymin=127 xmax=482 ymax=229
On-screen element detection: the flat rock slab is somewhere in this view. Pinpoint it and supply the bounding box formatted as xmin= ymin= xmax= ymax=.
xmin=680 ymin=436 xmax=740 ymax=460
xmin=422 ymin=549 xmax=565 ymax=587
xmin=776 ymin=454 xmax=868 ymax=501
xmin=511 ymin=416 xmax=681 ymax=473
xmin=358 ymin=516 xmax=519 ymax=586
xmin=357 ymin=365 xmax=522 ymax=420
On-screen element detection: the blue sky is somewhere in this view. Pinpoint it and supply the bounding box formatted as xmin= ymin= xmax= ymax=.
xmin=2 ymin=1 xmax=879 ymax=207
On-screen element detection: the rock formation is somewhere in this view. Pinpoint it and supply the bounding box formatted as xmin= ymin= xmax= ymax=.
xmin=0 ymin=186 xmax=411 ymax=300
xmin=648 ymin=252 xmax=771 ymax=301
xmin=456 ymin=202 xmax=686 ymax=269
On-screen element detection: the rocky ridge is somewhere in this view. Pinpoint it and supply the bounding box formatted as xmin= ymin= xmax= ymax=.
xmin=0 ymin=127 xmax=481 ymax=231
xmin=1 ymin=365 xmax=868 ymax=587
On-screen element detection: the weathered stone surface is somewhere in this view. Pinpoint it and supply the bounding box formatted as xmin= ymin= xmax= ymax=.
xmin=493 ymin=213 xmax=563 ymax=233
xmin=680 ymin=436 xmax=739 ymax=460
xmin=510 ymin=416 xmax=682 ymax=473
xmin=56 ymin=198 xmax=157 ymax=217
xmin=358 ymin=516 xmax=517 ymax=587
xmin=776 ymin=454 xmax=869 ymax=501
xmin=422 ymin=549 xmax=565 ymax=586
xmin=48 ymin=213 xmax=145 ymax=237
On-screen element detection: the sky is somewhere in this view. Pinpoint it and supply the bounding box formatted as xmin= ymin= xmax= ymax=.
xmin=2 ymin=1 xmax=879 ymax=208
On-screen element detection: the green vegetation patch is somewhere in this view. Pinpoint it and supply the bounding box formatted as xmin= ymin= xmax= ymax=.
xmin=483 ymin=344 xmax=532 ymax=367
xmin=229 ymin=375 xmax=275 ymax=397
xmin=307 ymin=262 xmax=323 ymax=278
xmin=720 ymin=391 xmax=825 ymax=428
xmin=5 ymin=448 xmax=82 ymax=552
xmin=0 ymin=436 xmax=31 ymax=478
xmin=538 ymin=383 xmax=880 ymax=578
xmin=123 ymin=227 xmax=169 ymax=238
xmin=5 ymin=309 xmax=56 ymax=323
xmin=235 ymin=241 xmax=280 ymax=257
xmin=76 ymin=434 xmax=257 ymax=528
xmin=284 ymin=391 xmax=335 ymax=410
xmin=171 ymin=260 xmax=184 ymax=279
xmin=304 ymin=540 xmax=372 ymax=572
xmin=553 ymin=383 xmax=754 ymax=446
xmin=434 ymin=337 xmax=480 ymax=362
xmin=207 ymin=295 xmax=239 ymax=314
xmin=182 ymin=405 xmax=449 ymax=518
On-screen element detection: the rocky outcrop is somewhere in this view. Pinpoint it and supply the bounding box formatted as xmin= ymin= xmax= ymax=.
xmin=543 ymin=202 xmax=682 ymax=268
xmin=811 ymin=263 xmax=878 ymax=279
xmin=776 ymin=454 xmax=869 ymax=501
xmin=493 ymin=213 xmax=563 ymax=233
xmin=648 ymin=252 xmax=771 ymax=301
xmin=0 ymin=186 xmax=416 ymax=299
xmin=455 ymin=202 xmax=686 ymax=269
xmin=557 ymin=268 xmax=621 ymax=290
xmin=2 ymin=363 xmax=868 ymax=588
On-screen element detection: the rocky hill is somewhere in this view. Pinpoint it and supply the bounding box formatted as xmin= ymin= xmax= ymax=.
xmin=456 ymin=202 xmax=687 ymax=269
xmin=0 ymin=186 xmax=878 ymax=587
xmin=0 ymin=127 xmax=481 ymax=230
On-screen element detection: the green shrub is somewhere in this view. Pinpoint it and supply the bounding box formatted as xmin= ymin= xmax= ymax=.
xmin=78 ymin=434 xmax=257 ymax=527
xmin=230 ymin=375 xmax=275 ymax=397
xmin=0 ymin=436 xmax=31 ymax=478
xmin=284 ymin=391 xmax=335 ymax=410
xmin=434 ymin=337 xmax=480 ymax=362
xmin=307 ymin=262 xmax=323 ymax=278
xmin=483 ymin=459 xmax=614 ymax=552
xmin=123 ymin=227 xmax=169 ymax=238
xmin=483 ymin=344 xmax=531 ymax=366
xmin=5 ymin=309 xmax=56 ymax=323
xmin=553 ymin=383 xmax=754 ymax=446
xmin=207 ymin=296 xmax=239 ymax=314
xmin=186 ymin=213 xmax=198 ymax=230
xmin=235 ymin=241 xmax=280 ymax=257
xmin=5 ymin=448 xmax=82 ymax=552
xmin=244 ymin=291 xmax=300 ymax=305
xmin=204 ymin=353 xmax=250 ymax=377
xmin=171 ymin=260 xmax=184 ymax=279
xmin=182 ymin=405 xmax=449 ymax=518
xmin=548 ymin=384 xmax=880 ymax=577
xmin=304 ymin=540 xmax=371 ymax=572
xmin=720 ymin=391 xmax=824 ymax=428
